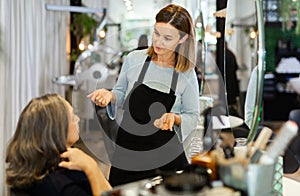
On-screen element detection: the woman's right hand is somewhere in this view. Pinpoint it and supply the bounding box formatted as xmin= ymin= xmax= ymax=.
xmin=87 ymin=89 xmax=115 ymax=107
xmin=59 ymin=147 xmax=96 ymax=172
xmin=59 ymin=148 xmax=112 ymax=194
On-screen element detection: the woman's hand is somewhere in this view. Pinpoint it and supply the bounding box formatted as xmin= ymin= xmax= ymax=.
xmin=87 ymin=89 xmax=115 ymax=107
xmin=59 ymin=148 xmax=96 ymax=172
xmin=153 ymin=113 xmax=181 ymax=131
xmin=59 ymin=148 xmax=112 ymax=195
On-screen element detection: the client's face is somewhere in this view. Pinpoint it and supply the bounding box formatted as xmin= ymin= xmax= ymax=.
xmin=65 ymin=101 xmax=80 ymax=147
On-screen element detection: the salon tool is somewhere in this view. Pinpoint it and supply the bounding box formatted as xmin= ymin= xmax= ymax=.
xmin=259 ymin=121 xmax=298 ymax=165
xmin=248 ymin=127 xmax=273 ymax=163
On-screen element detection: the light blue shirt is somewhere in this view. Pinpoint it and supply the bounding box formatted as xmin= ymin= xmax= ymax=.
xmin=107 ymin=49 xmax=200 ymax=142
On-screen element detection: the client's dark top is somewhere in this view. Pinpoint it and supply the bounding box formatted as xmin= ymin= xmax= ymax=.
xmin=11 ymin=169 xmax=92 ymax=196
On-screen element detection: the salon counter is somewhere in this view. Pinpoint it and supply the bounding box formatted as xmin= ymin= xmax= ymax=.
xmin=101 ymin=176 xmax=300 ymax=196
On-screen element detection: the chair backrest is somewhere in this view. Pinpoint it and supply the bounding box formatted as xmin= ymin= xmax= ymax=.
xmin=283 ymin=109 xmax=300 ymax=173
xmin=94 ymin=104 xmax=119 ymax=162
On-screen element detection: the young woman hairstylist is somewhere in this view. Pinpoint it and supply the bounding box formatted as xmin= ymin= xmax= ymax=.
xmin=88 ymin=4 xmax=200 ymax=186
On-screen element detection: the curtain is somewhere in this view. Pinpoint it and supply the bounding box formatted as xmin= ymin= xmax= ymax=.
xmin=0 ymin=0 xmax=69 ymax=195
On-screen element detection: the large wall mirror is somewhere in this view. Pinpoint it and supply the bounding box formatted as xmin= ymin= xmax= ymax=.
xmin=224 ymin=0 xmax=265 ymax=142
xmin=198 ymin=0 xmax=265 ymax=144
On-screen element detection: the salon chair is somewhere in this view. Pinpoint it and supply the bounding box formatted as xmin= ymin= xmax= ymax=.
xmin=94 ymin=104 xmax=119 ymax=162
xmin=284 ymin=109 xmax=300 ymax=173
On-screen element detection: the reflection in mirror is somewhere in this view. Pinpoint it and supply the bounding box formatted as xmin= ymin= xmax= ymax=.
xmin=196 ymin=0 xmax=234 ymax=148
xmin=225 ymin=0 xmax=257 ymax=120
xmin=225 ymin=0 xmax=265 ymax=142
xmin=198 ymin=0 xmax=227 ymax=105
xmin=194 ymin=5 xmax=206 ymax=96
xmin=247 ymin=0 xmax=265 ymax=142
xmin=196 ymin=0 xmax=218 ymax=99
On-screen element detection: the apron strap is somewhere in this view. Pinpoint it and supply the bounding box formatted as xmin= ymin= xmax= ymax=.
xmin=137 ymin=56 xmax=179 ymax=94
xmin=170 ymin=70 xmax=178 ymax=94
xmin=137 ymin=56 xmax=151 ymax=83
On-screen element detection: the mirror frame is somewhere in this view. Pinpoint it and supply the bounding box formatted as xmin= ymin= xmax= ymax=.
xmin=246 ymin=0 xmax=266 ymax=142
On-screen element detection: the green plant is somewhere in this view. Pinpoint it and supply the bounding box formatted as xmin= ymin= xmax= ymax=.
xmin=70 ymin=13 xmax=98 ymax=45
xmin=70 ymin=48 xmax=81 ymax=62
xmin=69 ymin=13 xmax=98 ymax=63
xmin=279 ymin=0 xmax=300 ymax=34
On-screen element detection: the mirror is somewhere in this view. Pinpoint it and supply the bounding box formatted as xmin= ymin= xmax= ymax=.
xmin=195 ymin=0 xmax=233 ymax=148
xmin=224 ymin=0 xmax=265 ymax=142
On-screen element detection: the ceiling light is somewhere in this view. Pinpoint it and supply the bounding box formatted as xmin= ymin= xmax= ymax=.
xmin=98 ymin=30 xmax=106 ymax=39
xmin=213 ymin=8 xmax=226 ymax=18
xmin=125 ymin=1 xmax=132 ymax=6
xmin=196 ymin=22 xmax=202 ymax=28
xmin=250 ymin=30 xmax=257 ymax=39
xmin=78 ymin=42 xmax=85 ymax=51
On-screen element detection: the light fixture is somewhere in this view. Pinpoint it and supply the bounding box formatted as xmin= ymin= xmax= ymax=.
xmin=98 ymin=29 xmax=106 ymax=39
xmin=125 ymin=1 xmax=132 ymax=7
xmin=78 ymin=42 xmax=86 ymax=51
xmin=87 ymin=44 xmax=94 ymax=50
xmin=213 ymin=8 xmax=226 ymax=18
xmin=225 ymin=28 xmax=235 ymax=35
xmin=123 ymin=0 xmax=133 ymax=12
xmin=196 ymin=22 xmax=202 ymax=28
xmin=205 ymin=25 xmax=221 ymax=38
xmin=249 ymin=30 xmax=257 ymax=39
xmin=45 ymin=4 xmax=103 ymax=14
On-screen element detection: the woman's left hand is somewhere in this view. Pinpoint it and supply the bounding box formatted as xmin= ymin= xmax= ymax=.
xmin=154 ymin=113 xmax=179 ymax=131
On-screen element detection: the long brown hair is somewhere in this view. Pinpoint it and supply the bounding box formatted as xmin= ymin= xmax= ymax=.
xmin=6 ymin=93 xmax=69 ymax=189
xmin=147 ymin=4 xmax=196 ymax=72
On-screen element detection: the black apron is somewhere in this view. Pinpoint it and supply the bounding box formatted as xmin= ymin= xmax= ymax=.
xmin=109 ymin=56 xmax=188 ymax=186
